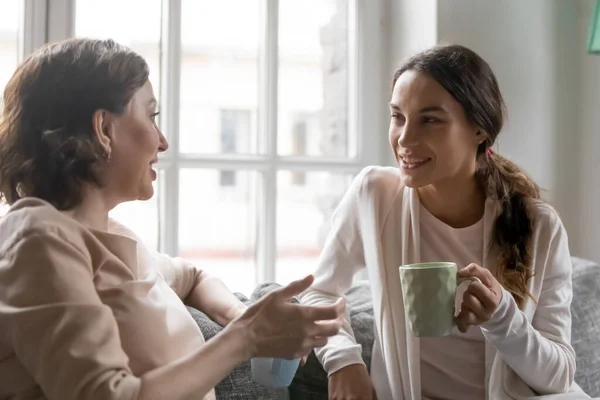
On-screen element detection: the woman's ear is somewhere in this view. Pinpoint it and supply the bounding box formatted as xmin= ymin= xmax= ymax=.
xmin=91 ymin=109 xmax=114 ymax=154
xmin=475 ymin=129 xmax=488 ymax=146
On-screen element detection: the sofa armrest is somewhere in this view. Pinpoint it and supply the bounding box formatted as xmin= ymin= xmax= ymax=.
xmin=570 ymin=257 xmax=600 ymax=397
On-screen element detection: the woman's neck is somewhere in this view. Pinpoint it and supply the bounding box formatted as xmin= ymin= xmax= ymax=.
xmin=417 ymin=175 xmax=486 ymax=228
xmin=62 ymin=185 xmax=114 ymax=231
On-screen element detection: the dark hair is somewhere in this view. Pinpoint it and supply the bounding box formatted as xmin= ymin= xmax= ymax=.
xmin=393 ymin=44 xmax=540 ymax=308
xmin=0 ymin=38 xmax=149 ymax=210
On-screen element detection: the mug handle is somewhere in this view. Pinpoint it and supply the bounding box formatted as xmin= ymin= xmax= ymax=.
xmin=453 ymin=276 xmax=482 ymax=319
xmin=457 ymin=276 xmax=482 ymax=287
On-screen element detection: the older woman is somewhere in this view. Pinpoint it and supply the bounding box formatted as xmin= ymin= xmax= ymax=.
xmin=0 ymin=38 xmax=344 ymax=400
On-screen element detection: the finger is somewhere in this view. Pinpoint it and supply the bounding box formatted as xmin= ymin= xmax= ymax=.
xmin=455 ymin=308 xmax=478 ymax=332
xmin=277 ymin=299 xmax=344 ymax=329
xmin=461 ymin=291 xmax=486 ymax=320
xmin=455 ymin=312 xmax=468 ymax=333
xmin=299 ymin=297 xmax=346 ymax=322
xmin=302 ymin=318 xmax=343 ymax=338
xmin=467 ymin=281 xmax=498 ymax=311
xmin=457 ymin=263 xmax=494 ymax=287
xmin=300 ymin=336 xmax=328 ymax=352
xmin=274 ymin=275 xmax=314 ymax=300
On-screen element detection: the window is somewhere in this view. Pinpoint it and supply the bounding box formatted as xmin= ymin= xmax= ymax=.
xmin=67 ymin=0 xmax=381 ymax=295
xmin=220 ymin=170 xmax=237 ymax=187
xmin=0 ymin=0 xmax=23 ymax=105
xmin=219 ymin=110 xmax=251 ymax=187
xmin=290 ymin=115 xmax=311 ymax=185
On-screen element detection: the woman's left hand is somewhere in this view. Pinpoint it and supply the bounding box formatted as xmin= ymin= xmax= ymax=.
xmin=231 ymin=300 xmax=308 ymax=366
xmin=455 ymin=263 xmax=504 ymax=333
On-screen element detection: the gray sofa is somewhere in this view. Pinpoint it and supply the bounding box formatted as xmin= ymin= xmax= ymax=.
xmin=189 ymin=256 xmax=600 ymax=399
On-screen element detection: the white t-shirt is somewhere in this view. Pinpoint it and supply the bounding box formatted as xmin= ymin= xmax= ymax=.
xmin=418 ymin=203 xmax=485 ymax=400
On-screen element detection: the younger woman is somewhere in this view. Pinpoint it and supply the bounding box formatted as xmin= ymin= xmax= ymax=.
xmin=301 ymin=44 xmax=587 ymax=399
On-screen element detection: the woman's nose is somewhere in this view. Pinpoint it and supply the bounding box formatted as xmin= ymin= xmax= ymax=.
xmin=158 ymin=130 xmax=169 ymax=152
xmin=397 ymin=123 xmax=418 ymax=148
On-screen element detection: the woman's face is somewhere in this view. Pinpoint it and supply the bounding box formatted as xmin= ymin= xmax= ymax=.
xmin=388 ymin=70 xmax=483 ymax=189
xmin=101 ymin=80 xmax=168 ymax=202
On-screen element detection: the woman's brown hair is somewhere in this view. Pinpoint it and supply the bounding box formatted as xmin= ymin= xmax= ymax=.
xmin=0 ymin=38 xmax=149 ymax=210
xmin=393 ymin=44 xmax=540 ymax=308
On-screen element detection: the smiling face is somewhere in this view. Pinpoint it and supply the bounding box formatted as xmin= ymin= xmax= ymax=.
xmin=388 ymin=70 xmax=484 ymax=189
xmin=96 ymin=80 xmax=168 ymax=203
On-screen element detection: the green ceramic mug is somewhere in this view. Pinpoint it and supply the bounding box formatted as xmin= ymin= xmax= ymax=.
xmin=399 ymin=262 xmax=481 ymax=337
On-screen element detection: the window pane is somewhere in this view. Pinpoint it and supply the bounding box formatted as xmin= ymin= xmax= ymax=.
xmin=276 ymin=171 xmax=354 ymax=284
xmin=74 ymin=0 xmax=162 ymax=109
xmin=278 ymin=0 xmax=352 ymax=158
xmin=0 ymin=0 xmax=22 ymax=101
xmin=109 ymin=175 xmax=160 ymax=250
xmin=179 ymin=169 xmax=258 ymax=295
xmin=179 ymin=0 xmax=260 ymax=155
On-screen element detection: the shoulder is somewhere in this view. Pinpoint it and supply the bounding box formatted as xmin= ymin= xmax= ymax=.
xmin=0 ymin=197 xmax=90 ymax=256
xmin=527 ymin=200 xmax=572 ymax=277
xmin=354 ymin=165 xmax=405 ymax=200
xmin=108 ymin=218 xmax=139 ymax=241
xmin=529 ymin=200 xmax=566 ymax=241
xmin=330 ymin=166 xmax=404 ymax=228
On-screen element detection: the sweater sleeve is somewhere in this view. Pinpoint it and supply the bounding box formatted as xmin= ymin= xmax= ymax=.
xmin=0 ymin=230 xmax=141 ymax=400
xmin=299 ymin=168 xmax=372 ymax=375
xmin=481 ymin=215 xmax=576 ymax=394
xmin=152 ymin=252 xmax=204 ymax=301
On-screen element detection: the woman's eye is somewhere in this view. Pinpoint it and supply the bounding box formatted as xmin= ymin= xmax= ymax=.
xmin=151 ymin=112 xmax=160 ymax=122
xmin=423 ymin=116 xmax=440 ymax=124
xmin=391 ymin=113 xmax=404 ymax=122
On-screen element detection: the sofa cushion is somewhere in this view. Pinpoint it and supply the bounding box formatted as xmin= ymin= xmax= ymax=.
xmin=570 ymin=257 xmax=600 ymax=397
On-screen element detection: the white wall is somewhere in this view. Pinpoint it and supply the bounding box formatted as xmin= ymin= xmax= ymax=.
xmin=383 ymin=0 xmax=600 ymax=261
xmin=389 ymin=0 xmax=438 ymax=67
xmin=437 ymin=0 xmax=584 ymax=253
xmin=578 ymin=0 xmax=600 ymax=262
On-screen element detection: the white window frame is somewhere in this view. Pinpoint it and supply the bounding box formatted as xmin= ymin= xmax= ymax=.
xmin=21 ymin=0 xmax=387 ymax=285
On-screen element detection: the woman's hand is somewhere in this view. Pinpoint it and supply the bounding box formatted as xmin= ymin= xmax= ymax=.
xmin=232 ymin=275 xmax=346 ymax=360
xmin=328 ymin=364 xmax=377 ymax=400
xmin=455 ymin=263 xmax=504 ymax=332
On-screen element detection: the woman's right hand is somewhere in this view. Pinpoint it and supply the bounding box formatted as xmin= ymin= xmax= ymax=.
xmin=328 ymin=364 xmax=377 ymax=400
xmin=232 ymin=275 xmax=346 ymax=360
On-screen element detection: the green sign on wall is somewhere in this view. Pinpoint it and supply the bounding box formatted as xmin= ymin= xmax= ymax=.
xmin=589 ymin=0 xmax=600 ymax=54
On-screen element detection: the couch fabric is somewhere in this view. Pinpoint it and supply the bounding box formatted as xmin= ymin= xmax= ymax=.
xmin=570 ymin=257 xmax=600 ymax=397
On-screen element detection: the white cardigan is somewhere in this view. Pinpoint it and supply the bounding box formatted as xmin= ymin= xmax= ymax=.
xmin=300 ymin=166 xmax=590 ymax=399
